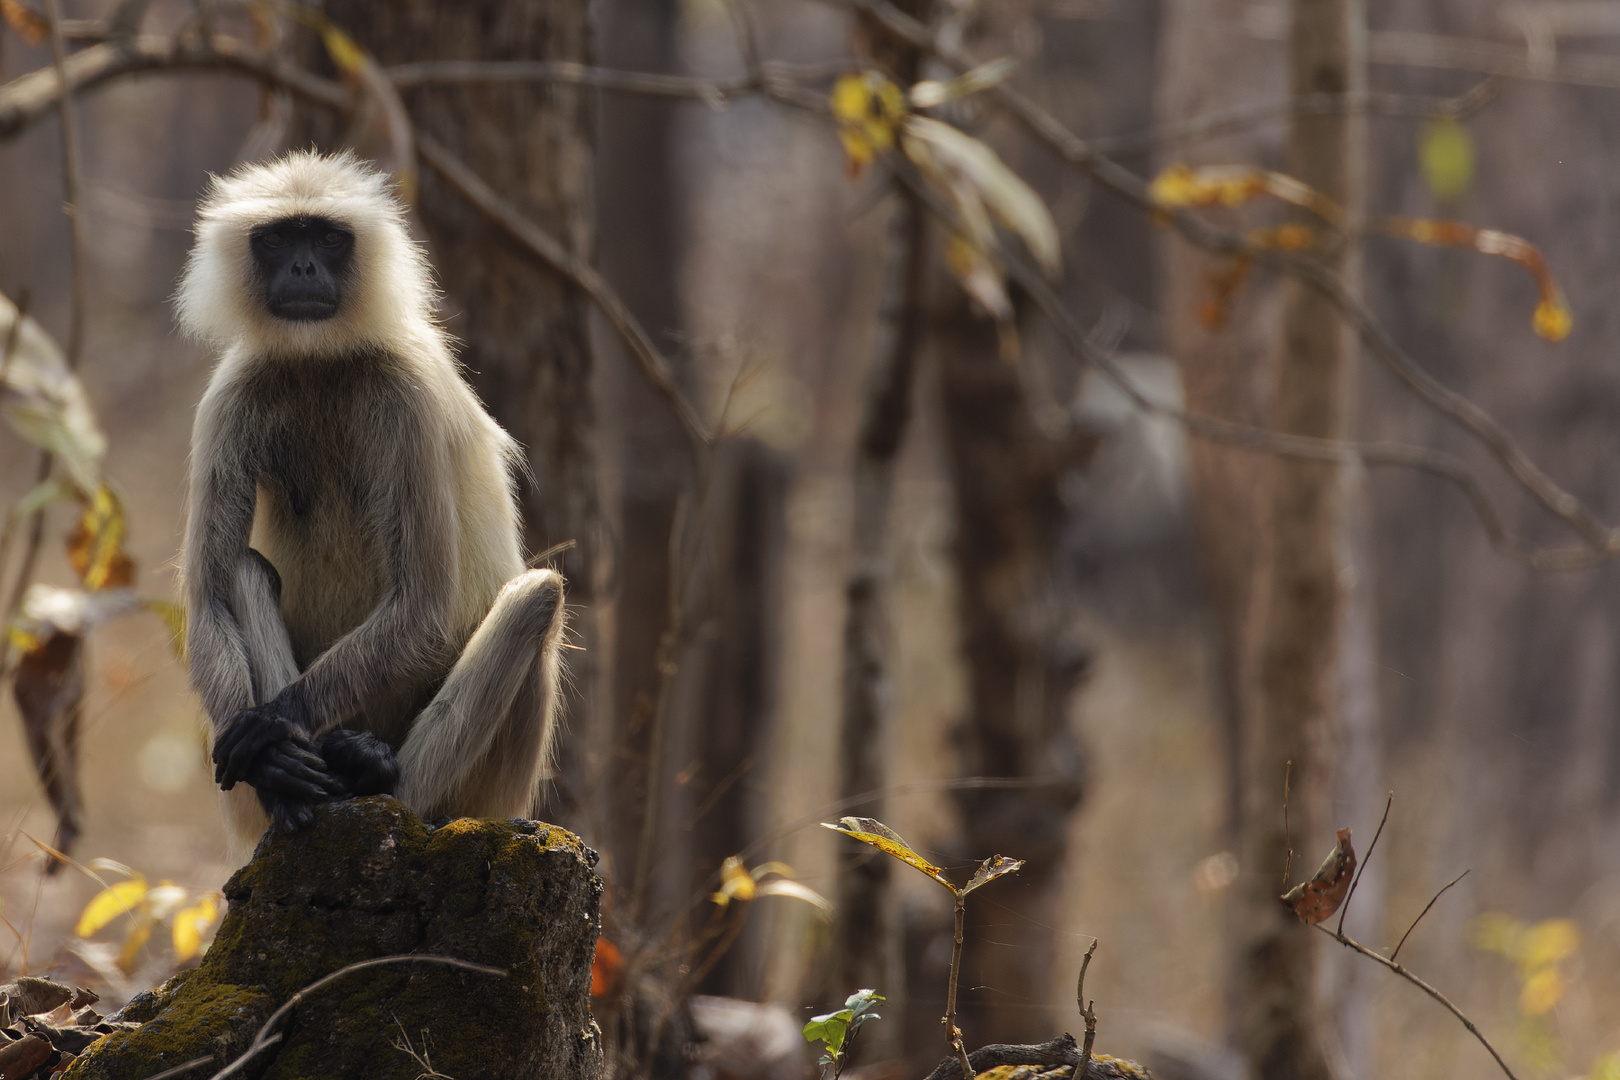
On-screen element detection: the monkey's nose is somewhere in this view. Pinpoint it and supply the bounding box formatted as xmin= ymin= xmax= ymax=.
xmin=291 ymin=260 xmax=315 ymax=276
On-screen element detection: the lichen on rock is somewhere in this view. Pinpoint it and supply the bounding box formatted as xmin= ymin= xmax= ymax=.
xmin=65 ymin=796 xmax=604 ymax=1080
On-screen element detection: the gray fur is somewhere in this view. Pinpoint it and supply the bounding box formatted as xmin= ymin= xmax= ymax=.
xmin=179 ymin=152 xmax=566 ymax=863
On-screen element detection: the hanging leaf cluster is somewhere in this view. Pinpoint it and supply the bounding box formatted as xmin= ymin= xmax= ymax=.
xmin=829 ymin=62 xmax=1059 ymax=355
xmin=1 ymin=292 xmax=180 ymax=866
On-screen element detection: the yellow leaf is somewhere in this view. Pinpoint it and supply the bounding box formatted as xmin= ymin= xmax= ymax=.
xmin=67 ymin=485 xmax=134 ymax=590
xmin=830 ymin=72 xmax=906 ymax=175
xmin=1533 ymin=296 xmax=1572 ymax=343
xmin=1519 ymin=966 xmax=1566 ymax=1016
xmin=823 ymin=817 xmax=956 ymax=893
xmin=711 ymin=855 xmax=757 ymax=907
xmin=1520 ymin=918 xmax=1580 ymax=972
xmin=119 ymin=916 xmax=154 ymax=974
xmin=76 ymin=878 xmax=148 ymax=937
xmin=1420 ymin=119 xmax=1474 ymax=202
xmin=172 ymin=897 xmax=219 ymax=962
xmin=0 ymin=0 xmax=46 ymax=46
xmin=6 ymin=626 xmax=42 ymax=654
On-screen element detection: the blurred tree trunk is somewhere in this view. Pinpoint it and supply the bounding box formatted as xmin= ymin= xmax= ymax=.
xmin=285 ymin=0 xmax=599 ymax=817
xmin=1235 ymin=2 xmax=1364 ymax=1079
xmin=591 ymin=0 xmax=691 ymax=927
xmin=933 ymin=302 xmax=1090 ymax=1048
xmin=684 ymin=437 xmax=791 ymax=997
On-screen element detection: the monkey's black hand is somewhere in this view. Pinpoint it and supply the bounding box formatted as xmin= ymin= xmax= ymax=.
xmin=317 ymin=728 xmax=401 ymax=798
xmin=213 ymin=691 xmax=316 ymax=790
xmin=249 ymin=741 xmax=347 ymax=830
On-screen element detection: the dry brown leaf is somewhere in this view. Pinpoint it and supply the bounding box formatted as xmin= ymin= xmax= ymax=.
xmin=13 ymin=630 xmax=86 ymax=870
xmin=1279 ymin=827 xmax=1356 ymax=925
xmin=962 ymin=854 xmax=1025 ymax=896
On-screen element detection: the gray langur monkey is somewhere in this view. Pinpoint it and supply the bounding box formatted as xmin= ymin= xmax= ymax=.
xmin=178 ymin=151 xmax=566 ymax=863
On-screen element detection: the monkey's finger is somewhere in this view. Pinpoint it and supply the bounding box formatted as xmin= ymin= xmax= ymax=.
xmin=259 ymin=748 xmax=344 ymax=799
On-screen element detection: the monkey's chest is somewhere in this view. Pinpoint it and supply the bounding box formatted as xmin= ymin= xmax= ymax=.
xmin=253 ymin=433 xmax=390 ymax=666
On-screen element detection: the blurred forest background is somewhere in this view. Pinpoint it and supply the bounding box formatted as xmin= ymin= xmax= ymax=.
xmin=2 ymin=1 xmax=1620 ymax=1079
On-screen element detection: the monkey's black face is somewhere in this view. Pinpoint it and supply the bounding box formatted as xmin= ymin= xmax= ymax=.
xmin=251 ymin=216 xmax=355 ymax=322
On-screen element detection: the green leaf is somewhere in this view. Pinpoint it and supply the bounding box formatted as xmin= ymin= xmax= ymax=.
xmin=962 ymin=854 xmax=1025 ymax=896
xmin=823 ymin=817 xmax=956 ymax=893
xmin=803 ymin=1008 xmax=853 ymax=1057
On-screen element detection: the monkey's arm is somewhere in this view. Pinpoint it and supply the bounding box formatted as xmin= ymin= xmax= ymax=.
xmin=213 ymin=393 xmax=460 ymax=786
xmin=189 ymin=404 xmax=345 ymax=817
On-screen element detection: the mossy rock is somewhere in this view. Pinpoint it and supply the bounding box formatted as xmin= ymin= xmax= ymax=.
xmin=66 ymin=797 xmax=604 ymax=1080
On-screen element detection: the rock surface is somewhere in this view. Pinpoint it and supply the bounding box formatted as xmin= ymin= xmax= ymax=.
xmin=64 ymin=797 xmax=603 ymax=1080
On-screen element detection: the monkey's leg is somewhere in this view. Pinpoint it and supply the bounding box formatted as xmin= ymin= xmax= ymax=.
xmin=395 ymin=569 xmax=564 ymax=821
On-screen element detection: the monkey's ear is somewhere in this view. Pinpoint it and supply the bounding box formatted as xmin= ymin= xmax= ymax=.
xmin=319 ymin=728 xmax=401 ymax=798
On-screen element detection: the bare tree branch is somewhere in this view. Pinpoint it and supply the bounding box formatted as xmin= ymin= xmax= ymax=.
xmin=414 ymin=134 xmax=712 ymax=448
xmin=0 ymin=34 xmax=346 ymax=139
xmin=1315 ymin=924 xmax=1520 ymax=1080
xmin=385 ymin=57 xmax=838 ymax=112
xmin=1088 ymin=81 xmax=1502 ymax=157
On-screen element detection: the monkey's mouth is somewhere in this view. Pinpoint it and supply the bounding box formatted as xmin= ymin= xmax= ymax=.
xmin=270 ymin=299 xmax=340 ymax=321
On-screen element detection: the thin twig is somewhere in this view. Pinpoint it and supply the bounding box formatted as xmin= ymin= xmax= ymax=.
xmin=1074 ymin=938 xmax=1098 ymax=1078
xmin=1389 ymin=868 xmax=1470 ymax=963
xmin=1281 ymin=760 xmax=1292 ymax=889
xmin=1316 ymin=923 xmax=1520 ymax=1080
xmin=203 ymin=955 xmax=506 ymax=1080
xmin=415 ymin=133 xmax=711 ymax=449
xmin=1337 ymin=791 xmax=1392 ymax=936
xmin=944 ymin=891 xmax=975 ymax=1080
xmin=1088 ymin=81 xmax=1503 ymax=157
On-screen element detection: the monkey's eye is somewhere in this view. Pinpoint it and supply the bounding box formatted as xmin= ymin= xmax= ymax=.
xmin=260 ymin=232 xmax=286 ymax=248
xmin=318 ymin=232 xmax=345 ymax=247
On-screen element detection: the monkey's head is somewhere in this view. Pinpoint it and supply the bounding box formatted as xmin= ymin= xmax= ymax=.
xmin=178 ymin=151 xmax=439 ymax=357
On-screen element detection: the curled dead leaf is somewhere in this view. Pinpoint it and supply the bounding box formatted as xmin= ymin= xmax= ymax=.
xmin=1279 ymin=827 xmax=1355 ymax=925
